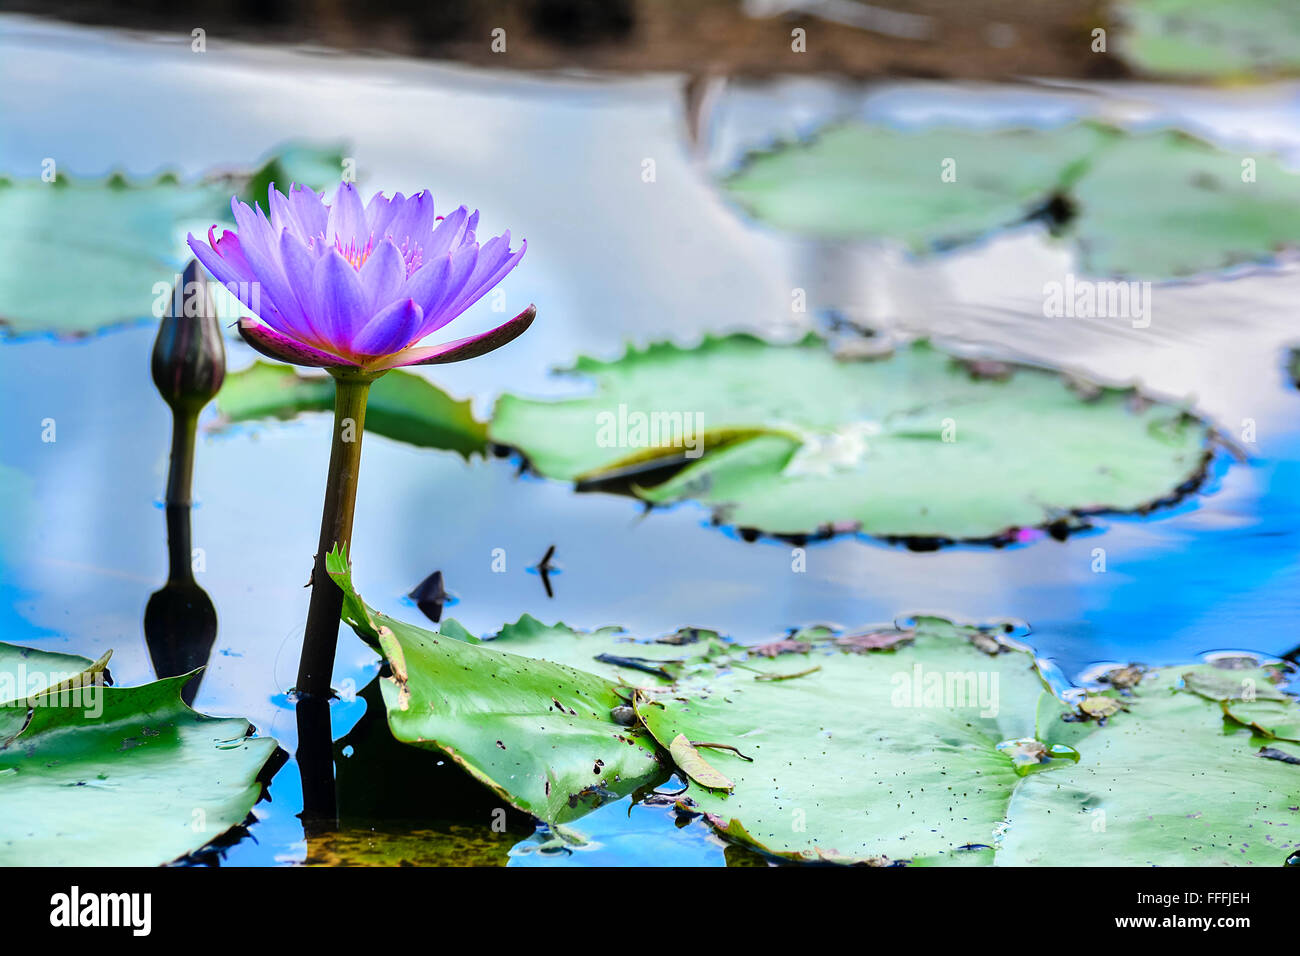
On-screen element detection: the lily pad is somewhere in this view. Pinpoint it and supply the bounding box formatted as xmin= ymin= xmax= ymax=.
xmin=1116 ymin=0 xmax=1300 ymax=79
xmin=0 ymin=647 xmax=279 ymax=866
xmin=489 ymin=335 xmax=1213 ymax=543
xmin=0 ymin=642 xmax=105 ymax=742
xmin=327 ymin=550 xmax=666 ymax=824
xmin=1069 ymin=128 xmax=1300 ymax=277
xmin=721 ymin=120 xmax=1300 ymax=278
xmin=634 ymin=616 xmax=1050 ymax=864
xmin=1002 ymin=665 xmax=1300 ymax=866
xmin=631 ymin=622 xmax=1300 ymax=865
xmin=216 ymin=362 xmax=488 ymax=458
xmin=723 ymin=122 xmax=1107 ymax=248
xmin=325 ymin=579 xmax=1300 ymax=865
xmin=0 ymin=146 xmax=344 ymax=337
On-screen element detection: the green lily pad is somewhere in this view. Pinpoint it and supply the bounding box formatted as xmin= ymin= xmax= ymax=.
xmin=440 ymin=617 xmax=738 ymax=687
xmin=1003 ymin=666 xmax=1300 ymax=866
xmin=0 ymin=642 xmax=105 ymax=742
xmin=0 ymin=146 xmax=344 ymax=338
xmin=325 ymin=575 xmax=1300 ymax=865
xmin=489 ymin=334 xmax=1212 ymax=543
xmin=1069 ymin=128 xmax=1300 ymax=277
xmin=235 ymin=143 xmax=347 ymax=210
xmin=632 ymin=623 xmax=1300 ymax=866
xmin=216 ymin=362 xmax=487 ymax=459
xmin=634 ymin=616 xmax=1051 ymax=864
xmin=1116 ymin=0 xmax=1300 ymax=79
xmin=327 ymin=549 xmax=667 ymax=825
xmin=0 ymin=647 xmax=279 ymax=866
xmin=721 ymin=119 xmax=1300 ymax=278
xmin=723 ymin=121 xmax=1107 ymax=248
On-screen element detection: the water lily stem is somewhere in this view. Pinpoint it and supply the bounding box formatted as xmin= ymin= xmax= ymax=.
xmin=297 ymin=373 xmax=373 ymax=701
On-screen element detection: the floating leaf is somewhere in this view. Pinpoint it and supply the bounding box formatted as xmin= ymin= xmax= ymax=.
xmin=1222 ymin=699 xmax=1300 ymax=742
xmin=1116 ymin=0 xmax=1300 ymax=79
xmin=1003 ymin=665 xmax=1300 ymax=866
xmin=324 ymin=589 xmax=1300 ymax=865
xmin=634 ymin=617 xmax=1050 ymax=864
xmin=723 ymin=122 xmax=1107 ymax=247
xmin=235 ymin=143 xmax=346 ymax=209
xmin=1078 ymin=695 xmax=1123 ymax=719
xmin=630 ymin=622 xmax=1300 ymax=865
xmin=490 ymin=335 xmax=1212 ymax=543
xmin=216 ymin=362 xmax=487 ymax=458
xmin=667 ymin=735 xmax=734 ymax=791
xmin=326 ymin=551 xmax=666 ymax=824
xmin=1180 ymin=664 xmax=1287 ymax=702
xmin=720 ymin=120 xmax=1300 ymax=278
xmin=0 ymin=145 xmax=343 ymax=337
xmin=0 ymin=648 xmax=278 ymax=866
xmin=0 ymin=642 xmax=103 ymax=742
xmin=1068 ymin=128 xmax=1300 ymax=277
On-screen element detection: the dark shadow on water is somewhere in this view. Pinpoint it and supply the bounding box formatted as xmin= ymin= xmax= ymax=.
xmin=298 ymin=677 xmax=534 ymax=865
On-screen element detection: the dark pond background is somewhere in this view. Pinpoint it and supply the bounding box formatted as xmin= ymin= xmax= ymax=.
xmin=2 ymin=14 xmax=1300 ymax=865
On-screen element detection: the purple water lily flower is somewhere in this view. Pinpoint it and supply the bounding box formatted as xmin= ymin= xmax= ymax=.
xmin=188 ymin=182 xmax=533 ymax=371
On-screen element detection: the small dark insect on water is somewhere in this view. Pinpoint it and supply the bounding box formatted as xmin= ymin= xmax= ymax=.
xmin=408 ymin=570 xmax=450 ymax=623
xmin=532 ymin=544 xmax=559 ymax=598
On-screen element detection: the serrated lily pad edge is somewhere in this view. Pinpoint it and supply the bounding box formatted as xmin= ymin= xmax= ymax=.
xmin=630 ymin=631 xmax=1300 ymax=866
xmin=489 ymin=332 xmax=1225 ymax=549
xmin=0 ymin=650 xmax=282 ymax=866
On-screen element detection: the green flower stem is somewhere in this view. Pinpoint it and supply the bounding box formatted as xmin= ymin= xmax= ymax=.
xmin=297 ymin=371 xmax=376 ymax=701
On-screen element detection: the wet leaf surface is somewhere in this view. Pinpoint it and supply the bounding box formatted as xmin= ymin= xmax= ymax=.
xmin=491 ymin=335 xmax=1214 ymax=543
xmin=328 ymin=551 xmax=666 ymax=825
xmin=722 ymin=121 xmax=1106 ymax=248
xmin=0 ymin=146 xmax=343 ymax=337
xmin=0 ymin=644 xmax=278 ymax=866
xmin=721 ymin=120 xmax=1300 ymax=278
xmin=1116 ymin=0 xmax=1300 ymax=79
xmin=216 ymin=362 xmax=487 ymax=459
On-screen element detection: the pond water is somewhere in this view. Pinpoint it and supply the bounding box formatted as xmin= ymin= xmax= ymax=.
xmin=3 ymin=15 xmax=1300 ymax=866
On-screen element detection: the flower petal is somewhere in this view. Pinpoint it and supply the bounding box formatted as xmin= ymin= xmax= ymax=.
xmin=288 ymin=184 xmax=328 ymax=238
xmin=312 ymin=247 xmax=370 ymax=352
xmin=327 ymin=182 xmax=367 ymax=247
xmin=232 ymin=224 xmax=317 ymax=342
xmin=423 ymin=206 xmax=470 ymax=260
xmin=237 ymin=318 xmax=358 ymax=368
xmin=388 ymin=190 xmax=437 ymax=243
xmin=400 ymin=253 xmax=452 ymax=319
xmin=358 ymin=238 xmax=406 ymax=312
xmin=352 ymin=298 xmax=424 ymax=356
xmin=415 ymin=242 xmax=480 ymax=335
xmin=188 ymin=231 xmax=252 ymax=290
xmin=444 ymin=233 xmax=526 ymax=322
xmin=269 ymin=184 xmax=311 ymax=241
xmin=376 ymin=304 xmax=536 ymax=369
xmin=366 ymin=190 xmax=402 ymax=239
xmin=278 ymin=230 xmax=332 ymax=344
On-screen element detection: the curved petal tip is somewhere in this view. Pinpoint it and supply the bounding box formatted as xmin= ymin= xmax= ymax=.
xmin=237 ymin=318 xmax=358 ymax=369
xmin=378 ymin=304 xmax=537 ymax=369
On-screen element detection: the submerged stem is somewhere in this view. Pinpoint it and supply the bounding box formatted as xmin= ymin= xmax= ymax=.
xmin=297 ymin=372 xmax=375 ymax=701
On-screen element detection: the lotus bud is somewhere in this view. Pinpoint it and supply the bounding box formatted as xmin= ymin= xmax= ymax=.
xmin=151 ymin=259 xmax=226 ymax=413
